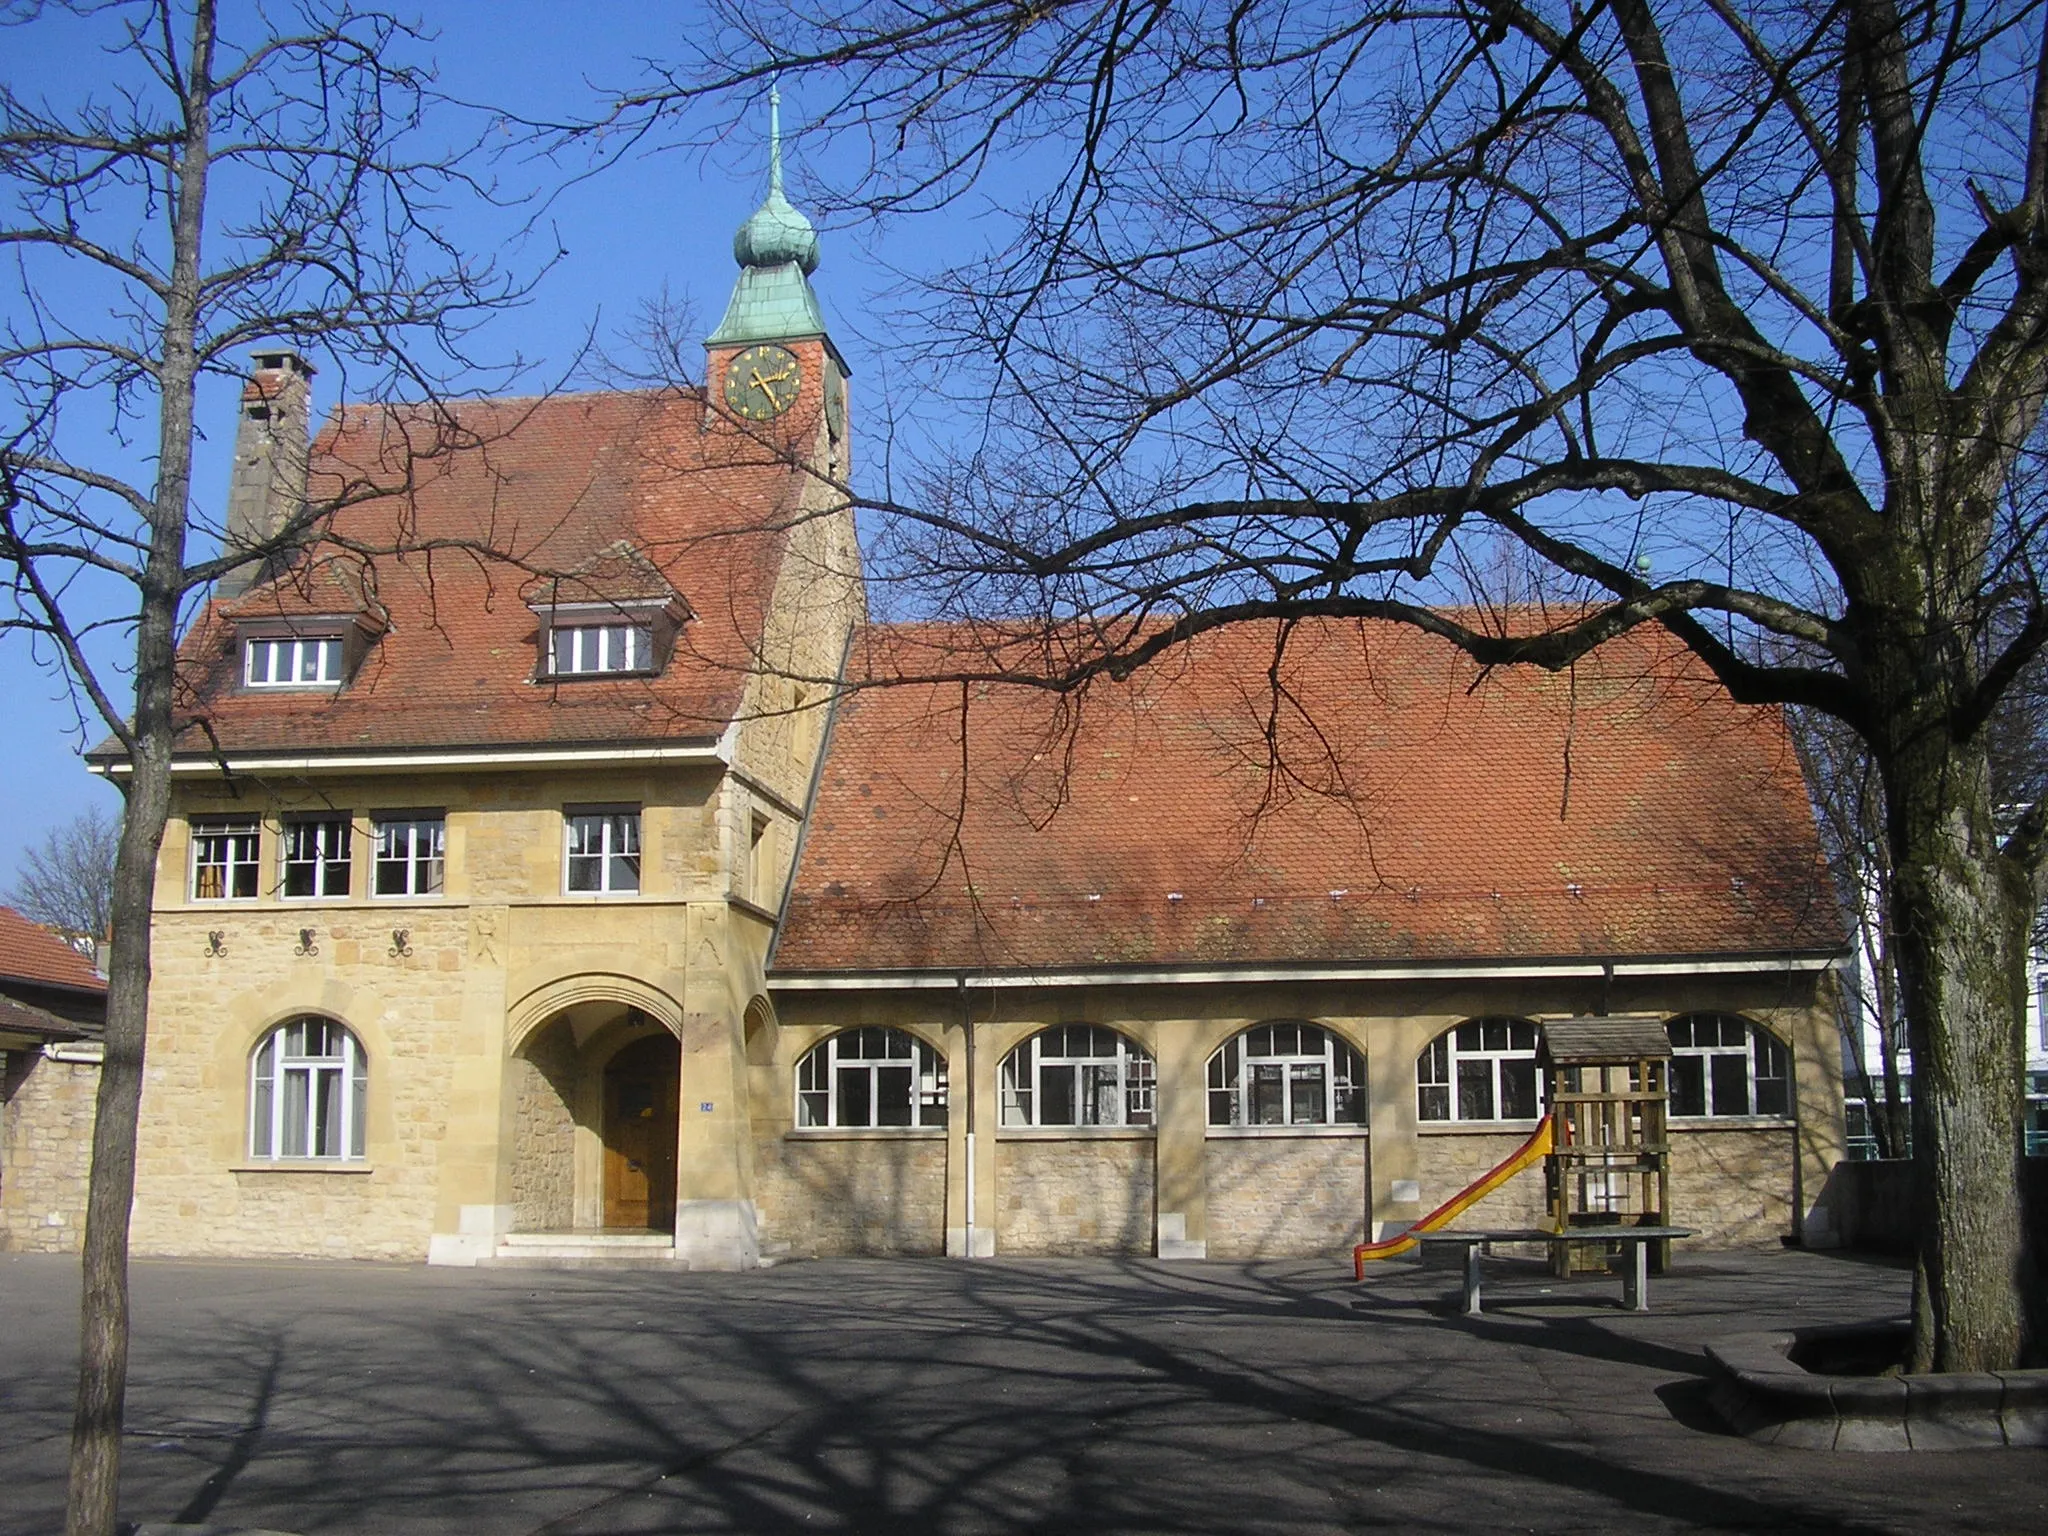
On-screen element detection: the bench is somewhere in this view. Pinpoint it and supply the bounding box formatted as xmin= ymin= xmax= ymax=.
xmin=1410 ymin=1226 xmax=1696 ymax=1315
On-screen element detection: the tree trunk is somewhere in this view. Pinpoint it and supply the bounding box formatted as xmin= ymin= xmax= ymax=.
xmin=1884 ymin=727 xmax=2032 ymax=1373
xmin=66 ymin=8 xmax=214 ymax=1529
xmin=64 ymin=761 xmax=173 ymax=1536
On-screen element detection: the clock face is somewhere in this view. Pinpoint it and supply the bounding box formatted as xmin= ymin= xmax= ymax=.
xmin=722 ymin=344 xmax=802 ymax=420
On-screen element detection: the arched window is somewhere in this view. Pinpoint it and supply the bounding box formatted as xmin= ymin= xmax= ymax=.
xmin=795 ymin=1027 xmax=948 ymax=1129
xmin=1000 ymin=1025 xmax=1155 ymax=1127
xmin=1206 ymin=1022 xmax=1365 ymax=1128
xmin=1666 ymin=1014 xmax=1790 ymax=1119
xmin=250 ymin=1016 xmax=366 ymax=1159
xmin=1417 ymin=1018 xmax=1544 ymax=1122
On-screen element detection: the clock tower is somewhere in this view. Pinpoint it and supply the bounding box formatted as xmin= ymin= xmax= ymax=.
xmin=705 ymin=88 xmax=850 ymax=474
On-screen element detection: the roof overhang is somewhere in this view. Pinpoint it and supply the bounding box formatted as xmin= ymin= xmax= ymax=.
xmin=769 ymin=950 xmax=1845 ymax=992
xmin=90 ymin=730 xmax=734 ymax=779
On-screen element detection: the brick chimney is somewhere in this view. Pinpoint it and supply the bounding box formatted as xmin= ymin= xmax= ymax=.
xmin=217 ymin=351 xmax=314 ymax=598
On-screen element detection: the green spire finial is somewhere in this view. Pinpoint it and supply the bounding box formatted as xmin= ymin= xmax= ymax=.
xmin=706 ymin=83 xmax=831 ymax=347
xmin=728 ymin=82 xmax=819 ymax=276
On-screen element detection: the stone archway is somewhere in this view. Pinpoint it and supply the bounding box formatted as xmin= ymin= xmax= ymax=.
xmin=508 ymin=994 xmax=681 ymax=1234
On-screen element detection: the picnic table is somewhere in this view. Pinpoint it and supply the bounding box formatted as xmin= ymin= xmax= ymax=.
xmin=1411 ymin=1226 xmax=1695 ymax=1315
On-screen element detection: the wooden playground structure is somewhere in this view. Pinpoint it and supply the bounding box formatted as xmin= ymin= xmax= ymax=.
xmin=1354 ymin=1014 xmax=1677 ymax=1281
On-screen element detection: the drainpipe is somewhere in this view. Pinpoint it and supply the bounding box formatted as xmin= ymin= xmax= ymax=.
xmin=959 ymin=972 xmax=977 ymax=1256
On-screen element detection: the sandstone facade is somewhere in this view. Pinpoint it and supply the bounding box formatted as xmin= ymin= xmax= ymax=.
xmin=0 ymin=1047 xmax=99 ymax=1253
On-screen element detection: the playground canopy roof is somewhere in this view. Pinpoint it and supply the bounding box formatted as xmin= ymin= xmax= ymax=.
xmin=1541 ymin=1015 xmax=1675 ymax=1064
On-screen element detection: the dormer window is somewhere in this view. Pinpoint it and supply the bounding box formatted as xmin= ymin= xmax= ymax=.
xmin=530 ymin=594 xmax=681 ymax=682
xmin=232 ymin=612 xmax=376 ymax=692
xmin=550 ymin=621 xmax=654 ymax=677
xmin=245 ymin=634 xmax=343 ymax=687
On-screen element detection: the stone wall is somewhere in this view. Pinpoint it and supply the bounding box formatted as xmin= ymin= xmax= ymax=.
xmin=0 ymin=1048 xmax=98 ymax=1253
xmin=1415 ymin=1127 xmax=1549 ymax=1229
xmin=995 ymin=1135 xmax=1154 ymax=1255
xmin=130 ymin=904 xmax=467 ymax=1260
xmin=754 ymin=1133 xmax=947 ymax=1256
xmin=510 ymin=1021 xmax=578 ymax=1231
xmin=1205 ymin=1134 xmax=1368 ymax=1259
xmin=1669 ymin=1124 xmax=1796 ymax=1248
xmin=1824 ymin=1157 xmax=2048 ymax=1254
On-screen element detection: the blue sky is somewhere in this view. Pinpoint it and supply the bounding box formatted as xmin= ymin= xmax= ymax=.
xmin=0 ymin=2 xmax=947 ymax=887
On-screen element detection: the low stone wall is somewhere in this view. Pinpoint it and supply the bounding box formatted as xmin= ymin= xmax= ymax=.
xmin=1826 ymin=1156 xmax=2048 ymax=1254
xmin=755 ymin=1133 xmax=947 ymax=1256
xmin=1206 ymin=1134 xmax=1368 ymax=1259
xmin=510 ymin=1025 xmax=578 ymax=1231
xmin=0 ymin=1048 xmax=99 ymax=1253
xmin=1670 ymin=1124 xmax=1796 ymax=1248
xmin=996 ymin=1135 xmax=1154 ymax=1255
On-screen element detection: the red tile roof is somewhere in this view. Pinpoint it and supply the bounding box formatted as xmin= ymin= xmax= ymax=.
xmin=773 ymin=618 xmax=1844 ymax=973
xmin=0 ymin=906 xmax=105 ymax=993
xmin=164 ymin=389 xmax=808 ymax=756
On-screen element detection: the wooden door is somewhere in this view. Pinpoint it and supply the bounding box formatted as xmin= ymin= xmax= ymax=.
xmin=602 ymin=1034 xmax=679 ymax=1230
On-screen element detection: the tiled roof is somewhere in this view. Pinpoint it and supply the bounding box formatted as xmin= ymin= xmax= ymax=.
xmin=0 ymin=991 xmax=96 ymax=1042
xmin=774 ymin=618 xmax=1844 ymax=974
xmin=0 ymin=906 xmax=105 ymax=993
xmin=162 ymin=389 xmax=803 ymax=756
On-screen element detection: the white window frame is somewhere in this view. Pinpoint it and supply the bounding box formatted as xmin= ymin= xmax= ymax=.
xmin=794 ymin=1027 xmax=948 ymax=1129
xmin=190 ymin=816 xmax=260 ymax=901
xmin=1666 ymin=1014 xmax=1791 ymax=1120
xmin=1417 ymin=1018 xmax=1546 ymax=1123
xmin=1207 ymin=1021 xmax=1365 ymax=1128
xmin=244 ymin=634 xmax=345 ymax=688
xmin=279 ymin=814 xmax=352 ymax=899
xmin=547 ymin=621 xmax=654 ymax=677
xmin=1001 ymin=1025 xmax=1156 ymax=1128
xmin=372 ymin=813 xmax=445 ymax=898
xmin=564 ymin=807 xmax=641 ymax=895
xmin=249 ymin=1016 xmax=367 ymax=1161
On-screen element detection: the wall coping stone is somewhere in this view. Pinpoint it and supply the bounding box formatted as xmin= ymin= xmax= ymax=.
xmin=1704 ymin=1322 xmax=2048 ymax=1450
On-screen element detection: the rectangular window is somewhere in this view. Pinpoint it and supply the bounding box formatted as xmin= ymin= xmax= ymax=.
xmin=565 ymin=808 xmax=641 ymax=893
xmin=1041 ymin=1062 xmax=1077 ymax=1125
xmin=1288 ymin=1062 xmax=1327 ymax=1125
xmin=1709 ymin=1051 xmax=1751 ymax=1116
xmin=191 ymin=817 xmax=260 ymax=900
xmin=549 ymin=622 xmax=654 ymax=677
xmin=1499 ymin=1058 xmax=1540 ymax=1121
xmin=1250 ymin=1061 xmax=1287 ymax=1124
xmin=1456 ymin=1057 xmax=1495 ymax=1121
xmin=1752 ymin=1031 xmax=1791 ymax=1117
xmin=1669 ymin=1055 xmax=1706 ymax=1117
xmin=281 ymin=816 xmax=352 ymax=898
xmin=373 ymin=814 xmax=445 ymax=897
xmin=748 ymin=813 xmax=775 ymax=906
xmin=244 ymin=634 xmax=344 ymax=687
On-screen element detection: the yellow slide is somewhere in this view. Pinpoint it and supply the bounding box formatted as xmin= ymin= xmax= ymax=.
xmin=1352 ymin=1112 xmax=1555 ymax=1278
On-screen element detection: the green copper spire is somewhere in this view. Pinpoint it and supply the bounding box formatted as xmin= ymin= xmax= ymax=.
xmin=708 ymin=84 xmax=829 ymax=345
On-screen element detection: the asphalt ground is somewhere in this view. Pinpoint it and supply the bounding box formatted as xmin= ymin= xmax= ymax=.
xmin=0 ymin=1247 xmax=2040 ymax=1535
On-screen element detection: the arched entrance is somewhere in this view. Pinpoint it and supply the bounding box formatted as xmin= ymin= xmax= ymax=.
xmin=603 ymin=1033 xmax=679 ymax=1230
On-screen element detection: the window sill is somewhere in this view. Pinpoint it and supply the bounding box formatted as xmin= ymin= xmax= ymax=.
xmin=784 ymin=1127 xmax=947 ymax=1141
xmin=1669 ymin=1116 xmax=1796 ymax=1130
xmin=1418 ymin=1120 xmax=1545 ymax=1135
xmin=230 ymin=1161 xmax=374 ymax=1174
xmin=1206 ymin=1123 xmax=1368 ymax=1139
xmin=998 ymin=1125 xmax=1156 ymax=1141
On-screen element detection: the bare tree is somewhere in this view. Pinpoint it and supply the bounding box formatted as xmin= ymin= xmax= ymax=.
xmin=612 ymin=0 xmax=2048 ymax=1370
xmin=7 ymin=804 xmax=120 ymax=965
xmin=0 ymin=4 xmax=545 ymax=1531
